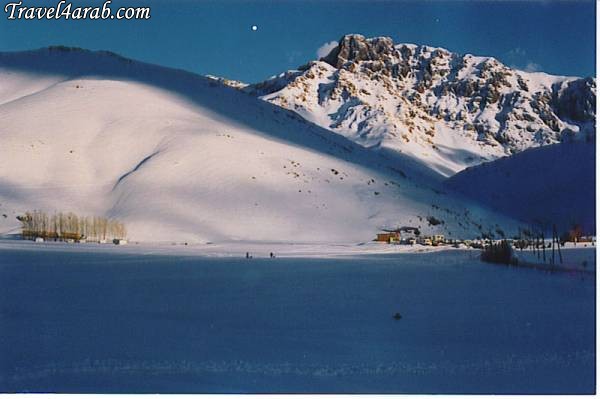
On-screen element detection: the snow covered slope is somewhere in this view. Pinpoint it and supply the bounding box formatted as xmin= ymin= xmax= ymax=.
xmin=445 ymin=142 xmax=595 ymax=234
xmin=0 ymin=47 xmax=519 ymax=243
xmin=248 ymin=34 xmax=596 ymax=177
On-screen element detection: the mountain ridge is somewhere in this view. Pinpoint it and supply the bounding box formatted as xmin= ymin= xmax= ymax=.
xmin=248 ymin=34 xmax=595 ymax=176
xmin=446 ymin=141 xmax=595 ymax=234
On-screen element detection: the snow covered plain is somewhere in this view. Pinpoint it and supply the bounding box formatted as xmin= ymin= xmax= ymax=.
xmin=514 ymin=243 xmax=596 ymax=273
xmin=0 ymin=237 xmax=463 ymax=258
xmin=0 ymin=241 xmax=595 ymax=393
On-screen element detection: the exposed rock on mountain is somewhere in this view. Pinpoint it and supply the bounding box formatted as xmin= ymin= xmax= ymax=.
xmin=248 ymin=34 xmax=595 ymax=176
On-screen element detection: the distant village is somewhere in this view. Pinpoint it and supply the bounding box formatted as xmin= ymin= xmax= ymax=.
xmin=16 ymin=210 xmax=594 ymax=251
xmin=374 ymin=226 xmax=596 ymax=249
xmin=375 ymin=227 xmax=467 ymax=247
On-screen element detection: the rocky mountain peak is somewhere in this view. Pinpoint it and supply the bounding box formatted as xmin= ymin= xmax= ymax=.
xmin=249 ymin=35 xmax=596 ymax=176
xmin=321 ymin=34 xmax=397 ymax=69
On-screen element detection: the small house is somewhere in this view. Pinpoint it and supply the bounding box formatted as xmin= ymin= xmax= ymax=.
xmin=399 ymin=226 xmax=420 ymax=237
xmin=113 ymin=239 xmax=128 ymax=245
xmin=34 ymin=237 xmax=44 ymax=243
xmin=419 ymin=237 xmax=433 ymax=246
xmin=376 ymin=232 xmax=400 ymax=244
xmin=432 ymin=234 xmax=445 ymax=244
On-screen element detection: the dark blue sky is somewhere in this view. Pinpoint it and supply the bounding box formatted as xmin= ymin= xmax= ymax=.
xmin=0 ymin=0 xmax=595 ymax=82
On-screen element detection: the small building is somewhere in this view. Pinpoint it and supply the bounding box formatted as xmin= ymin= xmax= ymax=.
xmin=432 ymin=234 xmax=445 ymax=244
xmin=113 ymin=239 xmax=128 ymax=245
xmin=399 ymin=226 xmax=419 ymax=236
xmin=419 ymin=237 xmax=433 ymax=246
xmin=61 ymin=232 xmax=84 ymax=242
xmin=34 ymin=237 xmax=44 ymax=243
xmin=376 ymin=232 xmax=400 ymax=244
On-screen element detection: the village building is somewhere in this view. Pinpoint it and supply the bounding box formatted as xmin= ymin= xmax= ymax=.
xmin=376 ymin=226 xmax=421 ymax=245
xmin=432 ymin=234 xmax=445 ymax=244
xmin=375 ymin=232 xmax=400 ymax=244
xmin=418 ymin=237 xmax=433 ymax=246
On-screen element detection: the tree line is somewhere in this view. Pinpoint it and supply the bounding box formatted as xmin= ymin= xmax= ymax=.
xmin=18 ymin=210 xmax=126 ymax=241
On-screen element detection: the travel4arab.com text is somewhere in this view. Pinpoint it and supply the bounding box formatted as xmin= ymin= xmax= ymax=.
xmin=5 ymin=0 xmax=151 ymax=20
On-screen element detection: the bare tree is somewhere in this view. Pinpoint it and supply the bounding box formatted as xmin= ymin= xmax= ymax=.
xmin=18 ymin=210 xmax=127 ymax=242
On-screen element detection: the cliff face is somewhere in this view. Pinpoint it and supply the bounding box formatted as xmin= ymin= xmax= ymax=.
xmin=249 ymin=34 xmax=595 ymax=176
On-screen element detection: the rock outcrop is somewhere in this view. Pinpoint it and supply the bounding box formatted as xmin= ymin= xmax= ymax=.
xmin=248 ymin=34 xmax=595 ymax=176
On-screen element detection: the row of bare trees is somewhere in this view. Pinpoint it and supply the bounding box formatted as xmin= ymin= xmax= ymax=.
xmin=18 ymin=210 xmax=126 ymax=241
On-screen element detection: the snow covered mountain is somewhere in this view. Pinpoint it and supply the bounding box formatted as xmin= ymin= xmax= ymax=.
xmin=0 ymin=47 xmax=519 ymax=243
xmin=248 ymin=34 xmax=595 ymax=176
xmin=446 ymin=141 xmax=595 ymax=234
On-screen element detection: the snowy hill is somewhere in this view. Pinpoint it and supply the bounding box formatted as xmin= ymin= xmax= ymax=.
xmin=0 ymin=47 xmax=519 ymax=243
xmin=248 ymin=34 xmax=596 ymax=177
xmin=445 ymin=141 xmax=595 ymax=235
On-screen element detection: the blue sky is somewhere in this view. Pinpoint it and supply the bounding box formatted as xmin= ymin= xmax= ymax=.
xmin=0 ymin=0 xmax=595 ymax=82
